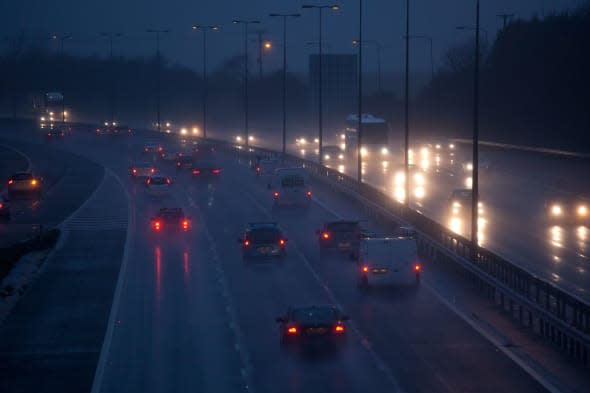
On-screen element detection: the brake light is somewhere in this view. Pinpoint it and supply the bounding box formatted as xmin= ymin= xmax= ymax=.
xmin=244 ymin=240 xmax=250 ymax=247
xmin=146 ymin=178 xmax=151 ymax=185
xmin=334 ymin=325 xmax=345 ymax=333
xmin=182 ymin=219 xmax=190 ymax=230
xmin=273 ymin=192 xmax=280 ymax=199
xmin=322 ymin=232 xmax=330 ymax=240
xmin=144 ymin=147 xmax=149 ymax=152
xmin=8 ymin=179 xmax=13 ymax=185
xmin=176 ymin=162 xmax=181 ymax=167
xmin=166 ymin=178 xmax=171 ymax=185
xmin=132 ymin=168 xmax=137 ymax=174
xmin=415 ymin=264 xmax=421 ymax=272
xmin=212 ymin=169 xmax=221 ymax=174
xmin=279 ymin=239 xmax=286 ymax=246
xmin=153 ymin=220 xmax=162 ymax=230
xmin=150 ymin=168 xmax=155 ymax=174
xmin=193 ymin=169 xmax=201 ymax=175
xmin=47 ymin=132 xmax=51 ymax=136
xmin=307 ymin=191 xmax=312 ymax=197
xmin=362 ymin=265 xmax=369 ymax=273
xmin=256 ymin=166 xmax=261 ymax=173
xmin=287 ymin=326 xmax=298 ymax=335
xmin=31 ymin=179 xmax=37 ymax=186
xmin=0 ymin=203 xmax=3 ymax=208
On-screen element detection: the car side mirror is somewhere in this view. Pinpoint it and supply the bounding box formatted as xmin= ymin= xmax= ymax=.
xmin=275 ymin=317 xmax=286 ymax=323
xmin=341 ymin=315 xmax=350 ymax=321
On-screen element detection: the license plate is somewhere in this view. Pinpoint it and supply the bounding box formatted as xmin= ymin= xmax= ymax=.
xmin=258 ymin=247 xmax=270 ymax=254
xmin=372 ymin=268 xmax=388 ymax=274
xmin=338 ymin=241 xmax=351 ymax=248
xmin=307 ymin=327 xmax=327 ymax=335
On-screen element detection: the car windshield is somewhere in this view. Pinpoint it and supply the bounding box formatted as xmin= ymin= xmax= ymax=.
xmin=281 ymin=174 xmax=305 ymax=187
xmin=248 ymin=229 xmax=280 ymax=242
xmin=292 ymin=307 xmax=338 ymax=324
xmin=327 ymin=222 xmax=358 ymax=232
xmin=12 ymin=173 xmax=33 ymax=180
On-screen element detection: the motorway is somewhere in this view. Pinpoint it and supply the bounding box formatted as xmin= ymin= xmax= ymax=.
xmin=0 ymin=126 xmax=554 ymax=392
xmin=210 ymin=127 xmax=590 ymax=302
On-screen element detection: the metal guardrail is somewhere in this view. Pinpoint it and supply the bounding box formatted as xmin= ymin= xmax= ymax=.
xmin=203 ymin=137 xmax=590 ymax=367
xmin=451 ymin=138 xmax=590 ymax=159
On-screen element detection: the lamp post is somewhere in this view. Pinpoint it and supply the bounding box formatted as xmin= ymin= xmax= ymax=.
xmin=269 ymin=12 xmax=301 ymax=156
xmin=357 ymin=0 xmax=363 ymax=184
xmin=352 ymin=39 xmax=382 ymax=93
xmin=51 ymin=33 xmax=71 ymax=124
xmin=404 ymin=0 xmax=410 ymax=207
xmin=192 ymin=24 xmax=220 ymax=139
xmin=100 ymin=32 xmax=122 ymax=125
xmin=302 ymin=3 xmax=340 ymax=166
xmin=146 ymin=29 xmax=169 ymax=132
xmin=458 ymin=1 xmax=482 ymax=256
xmin=233 ymin=19 xmax=261 ymax=149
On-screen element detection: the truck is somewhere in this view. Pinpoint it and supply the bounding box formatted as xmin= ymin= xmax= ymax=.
xmin=342 ymin=113 xmax=391 ymax=158
xmin=39 ymin=92 xmax=68 ymax=129
xmin=357 ymin=229 xmax=421 ymax=288
xmin=271 ymin=167 xmax=312 ymax=207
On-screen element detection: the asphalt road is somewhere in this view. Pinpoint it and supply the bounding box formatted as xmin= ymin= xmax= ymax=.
xmin=49 ymin=130 xmax=545 ymax=393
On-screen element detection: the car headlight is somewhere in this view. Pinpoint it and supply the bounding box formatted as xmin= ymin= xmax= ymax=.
xmin=578 ymin=205 xmax=588 ymax=217
xmin=551 ymin=205 xmax=562 ymax=216
xmin=452 ymin=201 xmax=461 ymax=208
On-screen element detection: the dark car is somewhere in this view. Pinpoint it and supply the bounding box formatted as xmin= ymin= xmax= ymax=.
xmin=238 ymin=222 xmax=287 ymax=260
xmin=150 ymin=208 xmax=191 ymax=233
xmin=46 ymin=128 xmax=65 ymax=138
xmin=0 ymin=195 xmax=10 ymax=220
xmin=318 ymin=220 xmax=363 ymax=258
xmin=192 ymin=161 xmax=222 ymax=177
xmin=176 ymin=156 xmax=195 ymax=170
xmin=276 ymin=305 xmax=349 ymax=348
xmin=6 ymin=172 xmax=42 ymax=199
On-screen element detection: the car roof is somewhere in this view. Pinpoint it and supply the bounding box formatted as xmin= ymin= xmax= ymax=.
xmin=247 ymin=222 xmax=279 ymax=229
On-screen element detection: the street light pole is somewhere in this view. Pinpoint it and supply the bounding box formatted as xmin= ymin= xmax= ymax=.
xmin=146 ymin=29 xmax=169 ymax=132
xmin=357 ymin=0 xmax=363 ymax=184
xmin=233 ymin=19 xmax=261 ymax=149
xmin=302 ymin=4 xmax=340 ymax=166
xmin=404 ymin=0 xmax=410 ymax=207
xmin=192 ymin=25 xmax=220 ymax=139
xmin=101 ymin=32 xmax=122 ymax=125
xmin=471 ymin=0 xmax=481 ymax=256
xmin=269 ymin=13 xmax=301 ymax=156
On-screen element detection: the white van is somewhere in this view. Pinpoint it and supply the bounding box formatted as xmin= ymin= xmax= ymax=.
xmin=357 ymin=231 xmax=421 ymax=287
xmin=272 ymin=167 xmax=312 ymax=207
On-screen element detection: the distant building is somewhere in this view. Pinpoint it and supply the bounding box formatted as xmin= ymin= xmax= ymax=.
xmin=308 ymin=54 xmax=357 ymax=124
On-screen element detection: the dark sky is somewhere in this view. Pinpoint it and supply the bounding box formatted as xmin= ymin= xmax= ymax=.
xmin=2 ymin=0 xmax=584 ymax=76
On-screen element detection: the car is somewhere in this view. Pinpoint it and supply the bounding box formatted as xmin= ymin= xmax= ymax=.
xmin=0 ymin=195 xmax=10 ymax=220
xmin=191 ymin=161 xmax=222 ymax=177
xmin=275 ymin=305 xmax=349 ymax=348
xmin=193 ymin=142 xmax=216 ymax=155
xmin=150 ymin=208 xmax=191 ymax=232
xmin=176 ymin=156 xmax=195 ymax=170
xmin=238 ymin=222 xmax=287 ymax=260
xmin=54 ymin=123 xmax=72 ymax=135
xmin=113 ymin=124 xmax=132 ymax=135
xmin=545 ymin=196 xmax=589 ymax=224
xmin=145 ymin=175 xmax=173 ymax=197
xmin=358 ymin=230 xmax=421 ymax=288
xmin=46 ymin=128 xmax=65 ymax=138
xmin=271 ymin=167 xmax=312 ymax=207
xmin=143 ymin=142 xmax=163 ymax=154
xmin=448 ymin=189 xmax=484 ymax=217
xmin=322 ymin=145 xmax=344 ymax=161
xmin=96 ymin=122 xmax=115 ymax=135
xmin=318 ymin=220 xmax=363 ymax=258
xmin=160 ymin=149 xmax=180 ymax=162
xmin=6 ymin=172 xmax=42 ymax=199
xmin=130 ymin=162 xmax=157 ymax=179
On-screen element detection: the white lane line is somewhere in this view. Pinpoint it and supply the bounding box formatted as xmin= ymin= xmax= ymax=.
xmin=309 ymin=172 xmax=565 ymax=393
xmin=241 ymin=191 xmax=404 ymax=392
xmin=422 ymin=281 xmax=564 ymax=393
xmin=90 ymin=168 xmax=134 ymax=393
xmin=0 ymin=143 xmax=33 ymax=172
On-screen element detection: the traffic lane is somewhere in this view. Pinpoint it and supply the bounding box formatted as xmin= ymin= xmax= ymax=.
xmin=98 ymin=175 xmax=245 ymax=393
xmin=189 ymin=166 xmax=400 ymax=392
xmin=193 ymin=155 xmax=546 ymax=393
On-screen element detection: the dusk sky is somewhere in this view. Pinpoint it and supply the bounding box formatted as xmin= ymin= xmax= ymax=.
xmin=3 ymin=0 xmax=584 ymax=76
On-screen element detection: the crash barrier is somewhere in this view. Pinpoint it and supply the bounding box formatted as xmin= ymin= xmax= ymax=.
xmin=203 ymin=138 xmax=590 ymax=367
xmin=0 ymin=226 xmax=60 ymax=282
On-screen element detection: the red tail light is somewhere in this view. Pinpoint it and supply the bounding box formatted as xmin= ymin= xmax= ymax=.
xmin=192 ymin=169 xmax=201 ymax=175
xmin=8 ymin=179 xmax=13 ymax=185
xmin=146 ymin=178 xmax=151 ymax=185
xmin=279 ymin=239 xmax=286 ymax=246
xmin=362 ymin=265 xmax=369 ymax=273
xmin=212 ymin=169 xmax=221 ymax=174
xmin=334 ymin=324 xmax=345 ymax=333
xmin=153 ymin=220 xmax=162 ymax=230
xmin=244 ymin=240 xmax=250 ymax=247
xmin=132 ymin=168 xmax=137 ymax=174
xmin=287 ymin=326 xmax=298 ymax=335
xmin=47 ymin=132 xmax=51 ymax=136
xmin=150 ymin=168 xmax=155 ymax=174
xmin=322 ymin=232 xmax=330 ymax=240
xmin=182 ymin=219 xmax=190 ymax=230
xmin=307 ymin=191 xmax=312 ymax=197
xmin=256 ymin=166 xmax=261 ymax=172
xmin=166 ymin=178 xmax=171 ymax=185
xmin=273 ymin=192 xmax=280 ymax=199
xmin=176 ymin=162 xmax=181 ymax=167
xmin=144 ymin=147 xmax=149 ymax=152
xmin=415 ymin=264 xmax=421 ymax=272
xmin=0 ymin=203 xmax=3 ymax=209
